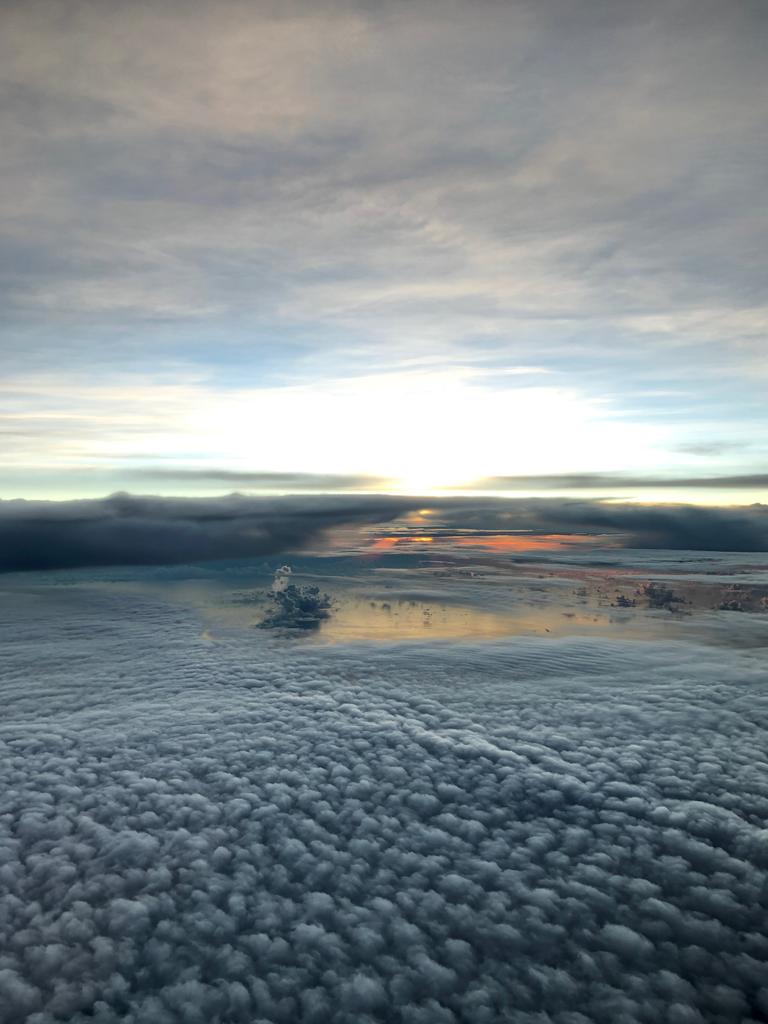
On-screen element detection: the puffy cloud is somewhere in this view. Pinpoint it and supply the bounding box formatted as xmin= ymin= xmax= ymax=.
xmin=0 ymin=580 xmax=767 ymax=1021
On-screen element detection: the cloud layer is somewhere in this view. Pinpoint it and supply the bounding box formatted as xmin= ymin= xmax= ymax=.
xmin=127 ymin=470 xmax=391 ymax=491
xmin=471 ymin=473 xmax=768 ymax=492
xmin=1 ymin=582 xmax=767 ymax=1022
xmin=2 ymin=0 xmax=766 ymax=345
xmin=432 ymin=499 xmax=768 ymax=553
xmin=0 ymin=492 xmax=413 ymax=572
xmin=2 ymin=493 xmax=768 ymax=573
xmin=1 ymin=0 xmax=768 ymax=494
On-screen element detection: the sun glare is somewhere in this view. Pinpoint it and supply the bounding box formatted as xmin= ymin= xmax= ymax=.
xmin=187 ymin=371 xmax=668 ymax=493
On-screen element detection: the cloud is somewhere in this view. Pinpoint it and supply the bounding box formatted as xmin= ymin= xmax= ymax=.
xmin=431 ymin=498 xmax=768 ymax=553
xmin=0 ymin=492 xmax=415 ymax=572
xmin=673 ymin=442 xmax=751 ymax=458
xmin=469 ymin=472 xmax=768 ymax=491
xmin=1 ymin=580 xmax=767 ymax=1021
xmin=1 ymin=0 xmax=766 ymax=359
xmin=128 ymin=469 xmax=392 ymax=491
xmin=3 ymin=493 xmax=768 ymax=573
xmin=1 ymin=0 xmax=767 ymax=491
xmin=370 ymin=498 xmax=768 ymax=554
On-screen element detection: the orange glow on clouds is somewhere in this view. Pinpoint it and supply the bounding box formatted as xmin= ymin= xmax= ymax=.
xmin=369 ymin=533 xmax=601 ymax=553
xmin=371 ymin=536 xmax=434 ymax=550
xmin=451 ymin=533 xmax=599 ymax=552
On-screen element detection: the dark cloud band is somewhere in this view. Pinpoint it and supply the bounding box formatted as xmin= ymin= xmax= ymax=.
xmin=2 ymin=493 xmax=768 ymax=572
xmin=0 ymin=492 xmax=415 ymax=572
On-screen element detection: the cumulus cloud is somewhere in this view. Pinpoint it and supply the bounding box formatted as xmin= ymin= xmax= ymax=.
xmin=0 ymin=581 xmax=767 ymax=1022
xmin=0 ymin=492 xmax=414 ymax=572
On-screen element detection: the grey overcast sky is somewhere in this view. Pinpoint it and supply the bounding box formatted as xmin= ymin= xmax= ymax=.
xmin=1 ymin=0 xmax=767 ymax=501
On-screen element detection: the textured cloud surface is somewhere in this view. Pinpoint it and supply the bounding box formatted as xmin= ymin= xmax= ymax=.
xmin=2 ymin=0 xmax=766 ymax=348
xmin=1 ymin=582 xmax=767 ymax=1022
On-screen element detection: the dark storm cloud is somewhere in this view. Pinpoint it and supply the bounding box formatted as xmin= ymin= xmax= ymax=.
xmin=471 ymin=472 xmax=768 ymax=491
xmin=1 ymin=581 xmax=767 ymax=1022
xmin=0 ymin=492 xmax=414 ymax=572
xmin=129 ymin=469 xmax=391 ymax=490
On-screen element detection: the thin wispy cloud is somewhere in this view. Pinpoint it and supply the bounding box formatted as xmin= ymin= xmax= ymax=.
xmin=130 ymin=469 xmax=392 ymax=491
xmin=468 ymin=472 xmax=768 ymax=492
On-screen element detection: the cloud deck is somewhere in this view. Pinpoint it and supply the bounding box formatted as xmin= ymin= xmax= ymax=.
xmin=1 ymin=582 xmax=767 ymax=1022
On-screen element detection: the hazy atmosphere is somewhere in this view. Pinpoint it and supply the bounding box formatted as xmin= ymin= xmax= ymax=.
xmin=1 ymin=2 xmax=767 ymax=1023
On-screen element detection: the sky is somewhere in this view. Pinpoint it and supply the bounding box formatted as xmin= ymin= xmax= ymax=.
xmin=1 ymin=0 xmax=767 ymax=504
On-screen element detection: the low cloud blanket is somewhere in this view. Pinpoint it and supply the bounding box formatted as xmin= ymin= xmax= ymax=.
xmin=1 ymin=584 xmax=767 ymax=1022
